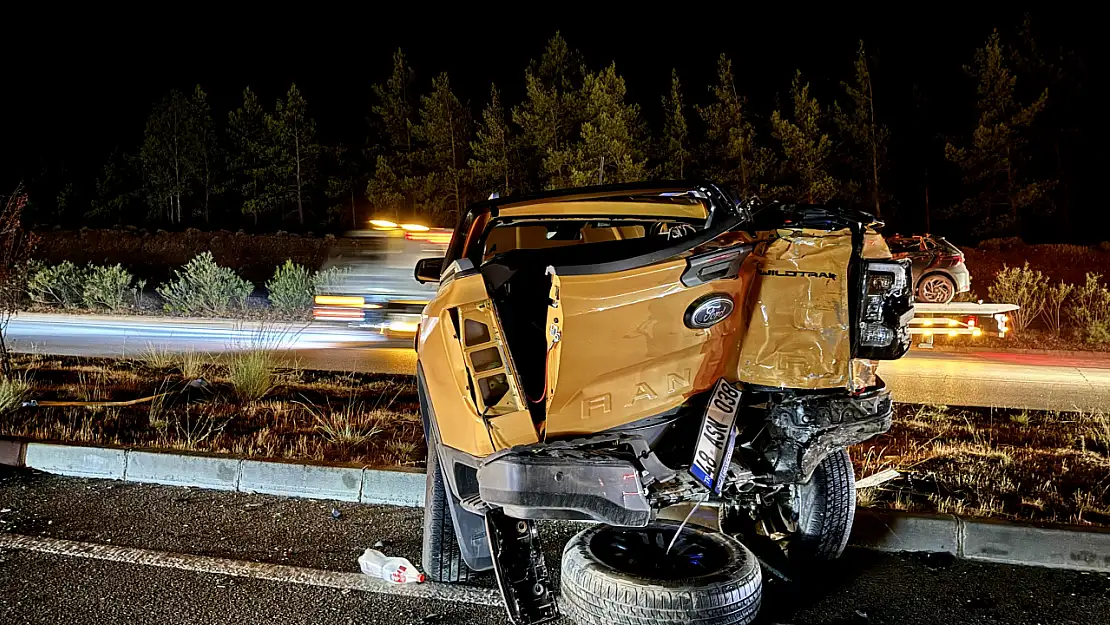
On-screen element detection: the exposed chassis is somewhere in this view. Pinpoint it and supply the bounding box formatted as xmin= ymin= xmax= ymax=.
xmin=420 ymin=368 xmax=892 ymax=624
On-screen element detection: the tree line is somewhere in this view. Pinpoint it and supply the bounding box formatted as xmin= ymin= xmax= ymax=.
xmin=59 ymin=21 xmax=1079 ymax=237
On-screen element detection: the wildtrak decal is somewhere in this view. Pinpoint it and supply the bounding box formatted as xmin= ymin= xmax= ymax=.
xmin=758 ymin=267 xmax=838 ymax=280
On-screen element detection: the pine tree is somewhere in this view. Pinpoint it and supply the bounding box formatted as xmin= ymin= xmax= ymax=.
xmin=697 ymin=55 xmax=772 ymax=197
xmin=368 ymin=50 xmax=420 ymax=217
xmin=513 ymin=33 xmax=585 ymax=189
xmin=771 ymin=71 xmax=838 ymax=203
xmin=470 ymin=84 xmax=516 ymax=197
xmin=415 ymin=73 xmax=471 ymax=222
xmin=188 ymin=85 xmax=223 ymax=225
xmin=658 ymin=69 xmax=689 ymax=179
xmin=372 ymin=49 xmax=416 ymax=153
xmin=140 ymin=90 xmax=194 ymax=224
xmin=366 ymin=155 xmax=405 ymax=220
xmin=228 ymin=87 xmax=272 ymax=225
xmin=568 ymin=63 xmax=646 ymax=186
xmin=325 ymin=145 xmax=367 ymax=229
xmin=88 ymin=148 xmax=140 ymax=225
xmin=268 ymin=84 xmax=319 ymax=226
xmin=945 ymin=30 xmax=1052 ymax=233
xmin=834 ymin=42 xmax=889 ymax=216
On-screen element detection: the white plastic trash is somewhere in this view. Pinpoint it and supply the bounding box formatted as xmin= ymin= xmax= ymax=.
xmin=358 ymin=548 xmax=426 ymax=584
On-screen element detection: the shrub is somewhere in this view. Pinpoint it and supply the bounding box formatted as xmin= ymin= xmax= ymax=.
xmin=1067 ymin=273 xmax=1110 ymax=336
xmin=226 ymin=349 xmax=277 ymax=401
xmin=82 ymin=264 xmax=135 ymax=311
xmin=1040 ymin=281 xmax=1075 ymax=337
xmin=26 ymin=261 xmax=86 ymax=308
xmin=156 ymin=252 xmax=253 ymax=316
xmin=266 ymin=260 xmax=346 ymax=315
xmin=306 ymin=401 xmax=384 ymax=448
xmin=1084 ymin=320 xmax=1110 ymax=346
xmin=266 ymin=261 xmax=313 ymax=314
xmin=987 ymin=262 xmax=1049 ymax=334
xmin=0 ymin=374 xmax=30 ymax=413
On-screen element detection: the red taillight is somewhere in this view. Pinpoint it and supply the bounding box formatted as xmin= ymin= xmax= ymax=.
xmin=967 ymin=317 xmax=976 ymax=328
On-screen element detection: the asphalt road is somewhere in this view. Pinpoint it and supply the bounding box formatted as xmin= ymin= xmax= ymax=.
xmin=8 ymin=312 xmax=1110 ymax=411
xmin=1 ymin=467 xmax=1108 ymax=625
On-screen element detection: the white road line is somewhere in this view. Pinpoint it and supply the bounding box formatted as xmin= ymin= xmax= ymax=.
xmin=0 ymin=533 xmax=501 ymax=607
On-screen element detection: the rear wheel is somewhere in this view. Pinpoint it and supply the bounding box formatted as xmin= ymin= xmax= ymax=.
xmin=917 ymin=274 xmax=956 ymax=303
xmin=784 ymin=448 xmax=856 ymax=561
xmin=560 ymin=521 xmax=762 ymax=625
xmin=421 ymin=448 xmax=473 ymax=582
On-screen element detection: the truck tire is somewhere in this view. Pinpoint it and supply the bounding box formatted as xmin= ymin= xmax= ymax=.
xmin=791 ymin=448 xmax=856 ymax=561
xmin=560 ymin=521 xmax=762 ymax=625
xmin=421 ymin=449 xmax=473 ymax=583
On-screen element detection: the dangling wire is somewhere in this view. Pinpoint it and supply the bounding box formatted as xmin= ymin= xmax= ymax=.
xmin=478 ymin=404 xmax=497 ymax=452
xmin=666 ymin=491 xmax=712 ymax=555
xmin=524 ymin=347 xmax=554 ymax=404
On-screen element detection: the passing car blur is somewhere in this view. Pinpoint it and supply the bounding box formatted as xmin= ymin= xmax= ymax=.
xmin=887 ymin=234 xmax=970 ymax=303
xmin=313 ymin=223 xmax=450 ymax=337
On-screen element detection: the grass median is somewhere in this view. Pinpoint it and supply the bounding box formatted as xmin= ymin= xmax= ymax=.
xmin=0 ymin=353 xmax=423 ymax=468
xmin=2 ymin=353 xmax=1108 ymax=527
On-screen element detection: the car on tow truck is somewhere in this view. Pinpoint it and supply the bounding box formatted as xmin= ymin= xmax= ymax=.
xmin=886 ymin=233 xmax=970 ymax=303
xmin=413 ymin=182 xmax=914 ymax=625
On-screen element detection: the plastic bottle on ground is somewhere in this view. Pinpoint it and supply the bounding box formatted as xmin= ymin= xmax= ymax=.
xmin=358 ymin=548 xmax=426 ymax=584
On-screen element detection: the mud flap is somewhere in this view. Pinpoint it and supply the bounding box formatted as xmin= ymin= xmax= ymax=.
xmin=485 ymin=508 xmax=559 ymax=625
xmin=418 ymin=364 xmax=493 ymax=571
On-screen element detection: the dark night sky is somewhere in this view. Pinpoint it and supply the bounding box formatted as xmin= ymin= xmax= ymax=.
xmin=1 ymin=7 xmax=1098 ymax=226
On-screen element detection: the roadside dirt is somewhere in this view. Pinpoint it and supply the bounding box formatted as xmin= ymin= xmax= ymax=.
xmin=0 ymin=354 xmax=423 ymax=468
xmin=4 ymin=354 xmax=1108 ymax=527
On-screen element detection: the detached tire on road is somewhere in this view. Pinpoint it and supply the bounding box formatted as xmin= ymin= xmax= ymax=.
xmin=790 ymin=447 xmax=856 ymax=561
xmin=560 ymin=521 xmax=762 ymax=625
xmin=421 ymin=449 xmax=473 ymax=583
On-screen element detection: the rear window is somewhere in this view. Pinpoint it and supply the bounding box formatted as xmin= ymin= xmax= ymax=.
xmin=479 ymin=220 xmax=696 ymax=261
xmin=887 ymin=238 xmax=922 ymax=254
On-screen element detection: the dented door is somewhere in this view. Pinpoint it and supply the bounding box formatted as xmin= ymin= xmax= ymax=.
xmin=418 ymin=265 xmax=539 ymax=457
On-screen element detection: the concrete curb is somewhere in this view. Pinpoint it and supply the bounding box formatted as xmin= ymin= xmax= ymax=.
xmin=852 ymin=508 xmax=1110 ymax=573
xmin=1 ymin=441 xmax=419 ymax=506
xmin=916 ymin=344 xmax=1110 ymax=359
xmin=3 ymin=440 xmax=1108 ymax=573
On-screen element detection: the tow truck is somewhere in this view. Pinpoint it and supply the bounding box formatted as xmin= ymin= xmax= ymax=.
xmin=909 ymin=301 xmax=1019 ymax=348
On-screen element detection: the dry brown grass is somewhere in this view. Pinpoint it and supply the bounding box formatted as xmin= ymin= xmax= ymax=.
xmin=851 ymin=404 xmax=1110 ymax=526
xmin=305 ymin=401 xmax=386 ymax=449
xmin=1 ymin=375 xmax=31 ymax=413
xmin=0 ymin=355 xmax=423 ymax=467
xmin=225 ymin=350 xmax=277 ymax=401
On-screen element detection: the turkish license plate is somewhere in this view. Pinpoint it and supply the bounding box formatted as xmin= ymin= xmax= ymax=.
xmin=689 ymin=379 xmax=742 ymax=494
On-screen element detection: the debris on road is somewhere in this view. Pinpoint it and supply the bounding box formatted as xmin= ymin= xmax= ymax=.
xmin=855 ymin=468 xmax=901 ymax=489
xmin=358 ymin=548 xmax=425 ymax=584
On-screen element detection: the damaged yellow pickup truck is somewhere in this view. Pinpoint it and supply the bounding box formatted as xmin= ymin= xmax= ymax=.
xmin=413 ymin=182 xmax=913 ymax=625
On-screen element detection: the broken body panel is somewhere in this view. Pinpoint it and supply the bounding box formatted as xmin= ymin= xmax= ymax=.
xmin=415 ymin=183 xmax=911 ymax=610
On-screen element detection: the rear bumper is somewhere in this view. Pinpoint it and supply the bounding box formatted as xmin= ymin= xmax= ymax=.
xmin=477 ymin=453 xmax=651 ymax=527
xmin=949 ymin=265 xmax=972 ymax=293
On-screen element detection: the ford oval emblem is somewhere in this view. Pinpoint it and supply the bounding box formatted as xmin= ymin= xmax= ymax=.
xmin=685 ymin=294 xmax=734 ymax=329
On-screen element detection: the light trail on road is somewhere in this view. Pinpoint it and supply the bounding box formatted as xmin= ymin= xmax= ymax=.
xmin=8 ymin=312 xmax=1110 ymax=411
